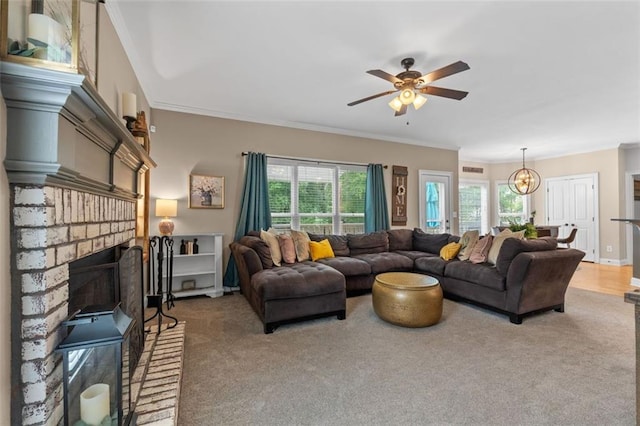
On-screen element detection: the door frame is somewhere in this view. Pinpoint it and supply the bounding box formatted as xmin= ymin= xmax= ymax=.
xmin=418 ymin=170 xmax=454 ymax=234
xmin=544 ymin=172 xmax=599 ymax=263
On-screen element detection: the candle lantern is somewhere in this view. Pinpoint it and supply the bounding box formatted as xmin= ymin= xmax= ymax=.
xmin=56 ymin=303 xmax=136 ymax=426
xmin=0 ymin=0 xmax=101 ymax=85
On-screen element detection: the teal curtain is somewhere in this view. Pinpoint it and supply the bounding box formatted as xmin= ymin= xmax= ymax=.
xmin=223 ymin=152 xmax=272 ymax=288
xmin=364 ymin=163 xmax=389 ymax=233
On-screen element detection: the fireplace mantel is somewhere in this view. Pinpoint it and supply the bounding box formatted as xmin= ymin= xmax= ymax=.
xmin=1 ymin=61 xmax=155 ymax=200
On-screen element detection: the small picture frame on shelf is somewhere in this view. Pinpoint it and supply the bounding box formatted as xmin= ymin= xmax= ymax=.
xmin=189 ymin=174 xmax=224 ymax=209
xmin=181 ymin=280 xmax=196 ymax=291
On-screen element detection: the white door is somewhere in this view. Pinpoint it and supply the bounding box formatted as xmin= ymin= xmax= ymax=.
xmin=546 ymin=174 xmax=597 ymax=262
xmin=419 ymin=171 xmax=452 ymax=234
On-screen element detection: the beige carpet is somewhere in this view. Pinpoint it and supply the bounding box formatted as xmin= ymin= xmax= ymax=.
xmin=168 ymin=287 xmax=635 ymax=425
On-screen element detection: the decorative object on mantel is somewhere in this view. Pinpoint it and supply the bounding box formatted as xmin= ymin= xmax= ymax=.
xmin=122 ymin=92 xmax=137 ymax=131
xmin=392 ymin=165 xmax=408 ymax=226
xmin=189 ymin=174 xmax=225 ymax=209
xmin=508 ymin=148 xmax=541 ymax=195
xmin=1 ymin=0 xmax=101 ymax=86
xmin=155 ymin=199 xmax=177 ymax=236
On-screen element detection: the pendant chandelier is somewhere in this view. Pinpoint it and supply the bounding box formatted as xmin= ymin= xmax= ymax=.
xmin=508 ymin=148 xmax=541 ymax=195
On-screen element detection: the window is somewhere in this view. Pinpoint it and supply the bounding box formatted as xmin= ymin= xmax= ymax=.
xmin=496 ymin=181 xmax=529 ymax=226
xmin=267 ymin=159 xmax=366 ymax=235
xmin=459 ymin=180 xmax=489 ymax=234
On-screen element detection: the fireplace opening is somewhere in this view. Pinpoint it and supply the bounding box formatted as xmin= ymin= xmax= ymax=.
xmin=68 ymin=245 xmax=145 ymax=381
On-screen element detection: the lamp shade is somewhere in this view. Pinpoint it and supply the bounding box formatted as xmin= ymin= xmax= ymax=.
xmin=155 ymin=199 xmax=177 ymax=217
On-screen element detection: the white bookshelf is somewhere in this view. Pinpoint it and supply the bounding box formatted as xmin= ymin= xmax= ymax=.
xmin=165 ymin=232 xmax=224 ymax=299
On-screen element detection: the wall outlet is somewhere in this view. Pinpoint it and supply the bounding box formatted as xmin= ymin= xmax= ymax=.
xmin=606 ymin=245 xmax=613 ymax=252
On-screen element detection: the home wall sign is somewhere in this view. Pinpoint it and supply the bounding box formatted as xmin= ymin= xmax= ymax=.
xmin=392 ymin=165 xmax=408 ymax=226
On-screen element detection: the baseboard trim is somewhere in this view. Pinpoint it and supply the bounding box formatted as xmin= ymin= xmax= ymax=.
xmin=599 ymin=258 xmax=624 ymax=266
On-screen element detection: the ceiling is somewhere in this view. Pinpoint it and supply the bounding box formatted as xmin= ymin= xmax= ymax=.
xmin=106 ymin=1 xmax=640 ymax=163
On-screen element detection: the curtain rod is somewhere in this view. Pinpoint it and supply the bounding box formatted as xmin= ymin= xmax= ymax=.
xmin=241 ymin=152 xmax=387 ymax=169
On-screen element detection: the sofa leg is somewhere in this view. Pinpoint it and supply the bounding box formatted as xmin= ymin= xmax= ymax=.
xmin=337 ymin=310 xmax=346 ymax=320
xmin=554 ymin=304 xmax=565 ymax=313
xmin=264 ymin=323 xmax=276 ymax=334
xmin=509 ymin=314 xmax=523 ymax=325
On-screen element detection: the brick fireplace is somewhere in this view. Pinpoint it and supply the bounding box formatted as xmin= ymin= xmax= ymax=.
xmin=1 ymin=62 xmax=155 ymax=425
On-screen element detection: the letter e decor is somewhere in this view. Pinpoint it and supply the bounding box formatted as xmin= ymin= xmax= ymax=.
xmin=392 ymin=165 xmax=408 ymax=226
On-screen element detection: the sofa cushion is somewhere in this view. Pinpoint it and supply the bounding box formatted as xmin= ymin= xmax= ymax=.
xmin=445 ymin=261 xmax=506 ymax=291
xmin=353 ymin=252 xmax=413 ymax=274
xmin=495 ymin=237 xmax=558 ymax=276
xmin=487 ymin=229 xmax=525 ymax=265
xmin=290 ymin=229 xmax=311 ymax=262
xmin=317 ymin=256 xmax=372 ymax=276
xmin=348 ymin=231 xmax=389 ymax=255
xmin=392 ymin=250 xmax=435 ymax=261
xmin=309 ymin=239 xmax=335 ymax=261
xmin=260 ymin=229 xmax=282 ymax=266
xmin=414 ymin=256 xmax=449 ymax=276
xmin=387 ymin=229 xmax=414 ymax=251
xmin=308 ymin=233 xmax=350 ymax=256
xmin=277 ymin=234 xmax=297 ymax=264
xmin=469 ymin=235 xmax=493 ymax=264
xmin=239 ymin=235 xmax=273 ymax=269
xmin=458 ymin=230 xmax=480 ymax=261
xmin=251 ymin=262 xmax=345 ymax=300
xmin=412 ymin=229 xmax=450 ymax=254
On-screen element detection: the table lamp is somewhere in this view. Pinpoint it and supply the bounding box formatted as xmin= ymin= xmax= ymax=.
xmin=155 ymin=199 xmax=177 ymax=236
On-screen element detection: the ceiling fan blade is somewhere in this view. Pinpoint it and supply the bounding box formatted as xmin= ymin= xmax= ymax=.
xmin=419 ymin=61 xmax=470 ymax=85
xmin=347 ymin=90 xmax=398 ymax=106
xmin=394 ymin=104 xmax=407 ymax=117
xmin=419 ymin=86 xmax=469 ymax=100
xmin=367 ymin=69 xmax=403 ymax=85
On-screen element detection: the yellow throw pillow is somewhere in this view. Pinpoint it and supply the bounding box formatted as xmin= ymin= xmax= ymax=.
xmin=309 ymin=239 xmax=335 ymax=261
xmin=440 ymin=242 xmax=462 ymax=261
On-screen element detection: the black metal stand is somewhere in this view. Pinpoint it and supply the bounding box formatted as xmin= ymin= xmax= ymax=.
xmin=145 ymin=236 xmax=178 ymax=333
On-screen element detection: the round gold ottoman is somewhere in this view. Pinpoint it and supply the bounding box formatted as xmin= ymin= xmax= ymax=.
xmin=372 ymin=272 xmax=443 ymax=327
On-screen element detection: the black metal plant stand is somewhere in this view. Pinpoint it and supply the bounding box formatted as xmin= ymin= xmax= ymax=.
xmin=145 ymin=236 xmax=178 ymax=333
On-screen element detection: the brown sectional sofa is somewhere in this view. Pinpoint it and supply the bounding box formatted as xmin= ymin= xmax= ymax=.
xmin=229 ymin=229 xmax=585 ymax=333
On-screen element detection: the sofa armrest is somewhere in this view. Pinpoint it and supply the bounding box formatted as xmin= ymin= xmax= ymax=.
xmin=505 ymin=248 xmax=585 ymax=314
xmin=230 ymin=242 xmax=265 ymax=295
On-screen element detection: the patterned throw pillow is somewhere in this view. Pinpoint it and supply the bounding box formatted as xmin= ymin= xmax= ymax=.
xmin=458 ymin=230 xmax=480 ymax=260
xmin=290 ymin=229 xmax=311 ymax=261
xmin=440 ymin=242 xmax=462 ymax=261
xmin=277 ymin=234 xmax=296 ymax=264
xmin=260 ymin=229 xmax=282 ymax=266
xmin=469 ymin=235 xmax=493 ymax=264
xmin=309 ymin=239 xmax=335 ymax=261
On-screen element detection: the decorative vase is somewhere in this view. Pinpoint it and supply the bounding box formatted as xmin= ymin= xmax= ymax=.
xmin=201 ymin=192 xmax=212 ymax=206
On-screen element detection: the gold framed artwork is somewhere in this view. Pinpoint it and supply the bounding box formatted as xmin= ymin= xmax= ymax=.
xmin=189 ymin=174 xmax=224 ymax=209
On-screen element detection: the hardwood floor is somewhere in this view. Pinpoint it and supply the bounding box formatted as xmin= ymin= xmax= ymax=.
xmin=570 ymin=262 xmax=635 ymax=297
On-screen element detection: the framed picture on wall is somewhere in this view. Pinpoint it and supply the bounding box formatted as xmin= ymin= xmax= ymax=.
xmin=189 ymin=174 xmax=224 ymax=209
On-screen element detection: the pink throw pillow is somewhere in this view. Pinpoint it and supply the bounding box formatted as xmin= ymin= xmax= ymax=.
xmin=469 ymin=235 xmax=493 ymax=264
xmin=277 ymin=234 xmax=297 ymax=264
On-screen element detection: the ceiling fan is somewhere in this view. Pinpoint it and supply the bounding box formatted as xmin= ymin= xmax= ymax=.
xmin=347 ymin=57 xmax=470 ymax=116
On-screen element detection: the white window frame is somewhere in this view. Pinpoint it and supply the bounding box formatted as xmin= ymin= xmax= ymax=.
xmin=267 ymin=158 xmax=366 ymax=234
xmin=494 ymin=180 xmax=530 ymax=226
xmin=459 ymin=179 xmax=490 ymax=234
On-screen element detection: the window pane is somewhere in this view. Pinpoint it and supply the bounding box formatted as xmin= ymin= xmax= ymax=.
xmin=459 ymin=183 xmax=483 ymax=233
xmin=268 ymin=165 xmax=292 ymax=214
xmin=497 ymin=183 xmax=527 ymax=225
xmin=298 ymin=166 xmax=333 ymax=214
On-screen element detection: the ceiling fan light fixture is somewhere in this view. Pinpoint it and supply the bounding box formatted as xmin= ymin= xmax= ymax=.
xmin=388 ymin=96 xmax=403 ymax=112
xmin=400 ymin=88 xmax=416 ymax=105
xmin=508 ymin=148 xmax=541 ymax=195
xmin=413 ymin=94 xmax=427 ymax=110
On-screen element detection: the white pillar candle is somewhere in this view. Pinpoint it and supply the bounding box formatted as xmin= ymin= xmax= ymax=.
xmin=122 ymin=92 xmax=137 ymax=118
xmin=80 ymin=383 xmax=110 ymax=425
